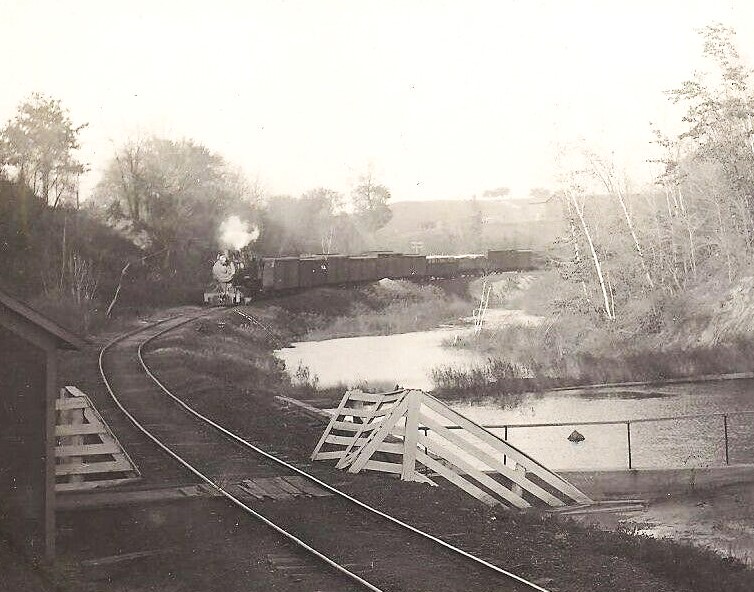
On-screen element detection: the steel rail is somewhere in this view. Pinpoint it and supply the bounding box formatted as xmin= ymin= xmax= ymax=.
xmin=137 ymin=307 xmax=553 ymax=592
xmin=98 ymin=312 xmax=385 ymax=592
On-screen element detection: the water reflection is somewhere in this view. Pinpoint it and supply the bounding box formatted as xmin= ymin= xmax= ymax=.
xmin=275 ymin=326 xmax=486 ymax=391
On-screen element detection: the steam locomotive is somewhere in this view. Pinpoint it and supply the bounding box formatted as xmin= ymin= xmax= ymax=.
xmin=203 ymin=248 xmax=538 ymax=305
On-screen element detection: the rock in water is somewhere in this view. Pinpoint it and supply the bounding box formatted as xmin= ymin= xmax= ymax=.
xmin=568 ymin=430 xmax=585 ymax=443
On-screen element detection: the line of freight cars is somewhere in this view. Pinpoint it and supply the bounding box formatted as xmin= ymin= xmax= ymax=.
xmin=204 ymin=249 xmax=538 ymax=305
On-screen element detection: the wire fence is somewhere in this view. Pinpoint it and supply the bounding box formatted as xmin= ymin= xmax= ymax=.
xmin=422 ymin=410 xmax=754 ymax=471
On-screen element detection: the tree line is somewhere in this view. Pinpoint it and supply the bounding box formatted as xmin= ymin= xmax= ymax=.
xmin=549 ymin=24 xmax=754 ymax=329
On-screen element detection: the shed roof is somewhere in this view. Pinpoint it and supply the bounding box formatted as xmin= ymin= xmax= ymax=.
xmin=0 ymin=287 xmax=87 ymax=350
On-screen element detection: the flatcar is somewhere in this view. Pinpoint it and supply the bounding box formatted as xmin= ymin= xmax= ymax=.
xmin=203 ymin=248 xmax=540 ymax=305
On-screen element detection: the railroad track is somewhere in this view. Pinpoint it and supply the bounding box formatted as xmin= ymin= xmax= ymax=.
xmin=99 ymin=308 xmax=553 ymax=592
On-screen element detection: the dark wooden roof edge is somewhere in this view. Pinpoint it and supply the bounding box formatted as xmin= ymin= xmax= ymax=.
xmin=0 ymin=287 xmax=88 ymax=350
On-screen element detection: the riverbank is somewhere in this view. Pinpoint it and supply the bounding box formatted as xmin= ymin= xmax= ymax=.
xmin=430 ymin=270 xmax=754 ymax=401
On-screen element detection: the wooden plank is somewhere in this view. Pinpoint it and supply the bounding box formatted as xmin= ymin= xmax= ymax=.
xmin=55 ymin=477 xmax=140 ymax=493
xmin=55 ymin=443 xmax=122 ymax=457
xmin=274 ymin=396 xmax=331 ymax=419
xmin=280 ymin=476 xmax=331 ymax=497
xmin=272 ymin=477 xmax=303 ymax=496
xmin=95 ymin=430 xmax=138 ymax=476
xmin=325 ymin=434 xmax=371 ymax=446
xmin=347 ymin=391 xmax=405 ymax=403
xmin=401 ymin=390 xmax=421 ymax=481
xmin=335 ymin=406 xmax=400 ymax=469
xmin=335 ymin=421 xmax=375 ymax=469
xmin=423 ymin=395 xmax=591 ymax=504
xmin=341 ymin=406 xmax=395 ymax=419
xmin=418 ymin=413 xmax=562 ymax=506
xmin=336 ymin=427 xmax=377 ymax=469
xmin=363 ymin=460 xmax=403 ymax=474
xmin=252 ymin=478 xmax=294 ymax=501
xmin=557 ymin=504 xmax=645 ymax=516
xmin=416 ymin=451 xmax=499 ymax=506
xmin=61 ymin=394 xmax=85 ymax=485
xmin=418 ymin=434 xmax=530 ymax=508
xmin=348 ymin=397 xmax=410 ymax=473
xmin=511 ymin=464 xmax=525 ymax=498
xmin=312 ymin=450 xmax=345 ymax=460
xmin=55 ymin=459 xmax=133 ymax=476
xmin=240 ymin=479 xmax=269 ymax=499
xmin=55 ymin=424 xmax=105 ymax=437
xmin=55 ymin=397 xmax=89 ymax=411
xmin=63 ymin=385 xmax=88 ymax=398
xmin=376 ymin=442 xmax=404 ymax=454
xmin=331 ymin=420 xmax=380 ymax=432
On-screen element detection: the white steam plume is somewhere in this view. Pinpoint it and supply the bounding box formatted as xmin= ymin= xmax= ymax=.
xmin=219 ymin=215 xmax=259 ymax=250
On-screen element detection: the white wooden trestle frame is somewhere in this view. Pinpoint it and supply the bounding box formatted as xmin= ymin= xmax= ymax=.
xmin=55 ymin=386 xmax=140 ymax=492
xmin=312 ymin=389 xmax=591 ymax=508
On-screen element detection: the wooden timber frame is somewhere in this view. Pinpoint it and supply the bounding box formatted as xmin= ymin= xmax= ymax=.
xmin=0 ymin=288 xmax=86 ymax=561
xmin=55 ymin=386 xmax=140 ymax=492
xmin=312 ymin=388 xmax=592 ymax=508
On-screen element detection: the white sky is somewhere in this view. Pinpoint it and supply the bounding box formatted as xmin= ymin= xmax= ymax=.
xmin=2 ymin=0 xmax=754 ymax=201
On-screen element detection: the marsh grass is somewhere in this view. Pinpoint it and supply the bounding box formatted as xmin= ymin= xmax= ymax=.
xmin=272 ymin=280 xmax=474 ymax=341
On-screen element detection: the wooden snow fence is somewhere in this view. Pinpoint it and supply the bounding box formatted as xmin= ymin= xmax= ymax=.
xmin=312 ymin=388 xmax=591 ymax=508
xmin=55 ymin=386 xmax=140 ymax=492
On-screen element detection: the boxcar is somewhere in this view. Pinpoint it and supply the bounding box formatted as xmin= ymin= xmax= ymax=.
xmin=486 ymin=250 xmax=516 ymax=272
xmin=405 ymin=254 xmax=428 ymax=278
xmin=347 ymin=256 xmax=378 ymax=283
xmin=426 ymin=256 xmax=460 ymax=277
xmin=324 ymin=255 xmax=348 ymax=284
xmin=299 ymin=256 xmax=328 ymax=288
xmin=457 ymin=254 xmax=486 ymax=274
xmin=263 ymin=257 xmax=300 ymax=291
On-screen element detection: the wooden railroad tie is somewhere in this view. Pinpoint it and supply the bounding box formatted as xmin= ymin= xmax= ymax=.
xmin=312 ymin=388 xmax=592 ymax=509
xmin=234 ymin=476 xmax=331 ymax=501
xmin=55 ymin=386 xmax=140 ymax=493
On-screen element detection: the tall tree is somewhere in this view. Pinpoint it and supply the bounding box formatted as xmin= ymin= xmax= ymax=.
xmin=0 ymin=93 xmax=87 ymax=208
xmin=352 ymin=171 xmax=392 ymax=231
xmin=257 ymin=188 xmax=351 ymax=255
xmin=94 ymin=136 xmax=251 ymax=272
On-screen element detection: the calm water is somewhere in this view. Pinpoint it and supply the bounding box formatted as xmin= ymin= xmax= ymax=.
xmin=275 ymin=322 xmax=754 ymax=470
xmin=275 ymin=325 xmax=486 ymax=391
xmin=454 ymin=385 xmax=754 ymax=470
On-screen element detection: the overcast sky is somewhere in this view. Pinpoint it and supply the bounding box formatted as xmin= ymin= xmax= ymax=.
xmin=2 ymin=0 xmax=754 ymax=201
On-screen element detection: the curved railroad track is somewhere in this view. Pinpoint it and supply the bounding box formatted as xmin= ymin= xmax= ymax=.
xmin=99 ymin=308 xmax=553 ymax=592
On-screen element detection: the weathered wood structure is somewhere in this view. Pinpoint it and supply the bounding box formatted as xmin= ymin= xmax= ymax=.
xmin=312 ymin=388 xmax=591 ymax=508
xmin=55 ymin=386 xmax=140 ymax=492
xmin=0 ymin=288 xmax=85 ymax=561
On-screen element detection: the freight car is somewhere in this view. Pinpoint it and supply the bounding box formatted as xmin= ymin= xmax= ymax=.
xmin=203 ymin=248 xmax=539 ymax=305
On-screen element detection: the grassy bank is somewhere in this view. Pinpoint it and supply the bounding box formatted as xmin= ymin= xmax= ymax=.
xmin=264 ymin=278 xmax=474 ymax=342
xmin=432 ymin=270 xmax=754 ymax=401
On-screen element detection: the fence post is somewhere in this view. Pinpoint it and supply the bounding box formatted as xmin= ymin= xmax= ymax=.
xmin=723 ymin=414 xmax=730 ymax=465
xmin=626 ymin=421 xmax=633 ymax=470
xmin=503 ymin=425 xmax=508 ymax=466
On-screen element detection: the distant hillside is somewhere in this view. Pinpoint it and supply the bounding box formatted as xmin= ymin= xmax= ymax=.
xmin=374 ymin=198 xmax=563 ymax=255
